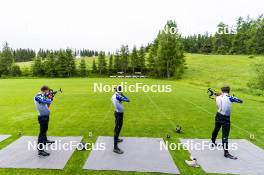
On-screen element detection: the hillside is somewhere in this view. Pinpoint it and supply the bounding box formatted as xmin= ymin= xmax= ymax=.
xmin=16 ymin=54 xmax=264 ymax=91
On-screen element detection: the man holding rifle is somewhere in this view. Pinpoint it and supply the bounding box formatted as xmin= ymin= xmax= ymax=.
xmin=34 ymin=85 xmax=55 ymax=156
xmin=111 ymin=86 xmax=130 ymax=154
xmin=211 ymin=86 xmax=243 ymax=160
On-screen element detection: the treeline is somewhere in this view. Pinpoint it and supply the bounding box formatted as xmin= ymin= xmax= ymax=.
xmin=37 ymin=49 xmax=100 ymax=58
xmin=32 ymin=49 xmax=76 ymax=77
xmin=31 ymin=46 xmax=147 ymax=78
xmin=0 ymin=47 xmax=36 ymax=63
xmin=90 ymin=45 xmax=147 ymax=75
xmin=182 ymin=15 xmax=264 ymax=54
xmin=0 ymin=48 xmax=100 ymax=63
xmin=13 ymin=48 xmax=36 ymax=62
xmin=78 ymin=49 xmax=99 ymax=57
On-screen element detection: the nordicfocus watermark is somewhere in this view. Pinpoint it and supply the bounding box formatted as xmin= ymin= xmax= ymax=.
xmin=28 ymin=140 xmax=106 ymax=151
xmin=163 ymin=24 xmax=177 ymax=34
xmin=160 ymin=140 xmax=238 ymax=151
xmin=217 ymin=25 xmax=237 ymax=35
xmin=93 ymin=82 xmax=172 ymax=93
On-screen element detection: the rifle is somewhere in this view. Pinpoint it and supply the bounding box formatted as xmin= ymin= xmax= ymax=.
xmin=207 ymin=88 xmax=243 ymax=103
xmin=207 ymin=88 xmax=221 ymax=99
xmin=47 ymin=88 xmax=62 ymax=100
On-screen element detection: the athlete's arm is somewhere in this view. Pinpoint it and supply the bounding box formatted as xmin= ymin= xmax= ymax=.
xmin=35 ymin=94 xmax=52 ymax=104
xmin=229 ymin=96 xmax=243 ymax=103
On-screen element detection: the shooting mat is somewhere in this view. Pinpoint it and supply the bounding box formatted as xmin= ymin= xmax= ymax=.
xmin=83 ymin=136 xmax=180 ymax=174
xmin=0 ymin=135 xmax=11 ymax=143
xmin=180 ymin=139 xmax=264 ymax=175
xmin=0 ymin=136 xmax=82 ymax=169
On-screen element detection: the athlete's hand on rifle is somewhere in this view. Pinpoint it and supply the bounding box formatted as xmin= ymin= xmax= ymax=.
xmin=207 ymin=88 xmax=221 ymax=99
xmin=120 ymin=93 xmax=130 ymax=102
xmin=46 ymin=88 xmax=62 ymax=100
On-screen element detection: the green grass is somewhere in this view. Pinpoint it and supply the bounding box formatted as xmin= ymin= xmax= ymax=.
xmin=1 ymin=54 xmax=264 ymax=175
xmin=16 ymin=61 xmax=33 ymax=69
xmin=183 ymin=54 xmax=264 ymax=88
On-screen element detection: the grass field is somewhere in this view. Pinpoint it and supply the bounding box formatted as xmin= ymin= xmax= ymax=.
xmin=1 ymin=54 xmax=264 ymax=175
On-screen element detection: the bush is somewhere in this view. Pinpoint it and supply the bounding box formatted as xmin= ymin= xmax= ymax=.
xmin=22 ymin=67 xmax=31 ymax=77
xmin=10 ymin=64 xmax=22 ymax=77
xmin=249 ymin=61 xmax=264 ymax=90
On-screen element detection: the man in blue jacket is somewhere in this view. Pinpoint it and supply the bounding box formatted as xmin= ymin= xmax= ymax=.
xmin=34 ymin=85 xmax=55 ymax=156
xmin=111 ymin=86 xmax=130 ymax=154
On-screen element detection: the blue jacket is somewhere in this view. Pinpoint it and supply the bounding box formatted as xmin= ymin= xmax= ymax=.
xmin=216 ymin=93 xmax=243 ymax=116
xmin=111 ymin=92 xmax=129 ymax=112
xmin=34 ymin=92 xmax=52 ymax=116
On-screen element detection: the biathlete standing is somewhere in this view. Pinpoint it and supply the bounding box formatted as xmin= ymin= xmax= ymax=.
xmin=211 ymin=86 xmax=243 ymax=160
xmin=111 ymin=86 xmax=130 ymax=154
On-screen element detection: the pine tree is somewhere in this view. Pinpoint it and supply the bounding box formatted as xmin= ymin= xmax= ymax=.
xmin=130 ymin=46 xmax=138 ymax=73
xmin=43 ymin=53 xmax=57 ymax=77
xmin=252 ymin=16 xmax=264 ymax=54
xmin=65 ymin=49 xmax=76 ymax=77
xmin=138 ymin=46 xmax=145 ymax=73
xmin=148 ymin=38 xmax=159 ymax=75
xmin=108 ymin=54 xmax=113 ymax=74
xmin=0 ymin=42 xmax=14 ymax=76
xmin=79 ymin=59 xmax=87 ymax=77
xmin=114 ymin=51 xmax=121 ymax=72
xmin=213 ymin=23 xmax=233 ymax=54
xmin=120 ymin=45 xmax=129 ymax=73
xmin=98 ymin=51 xmax=107 ymax=75
xmin=56 ymin=50 xmax=68 ymax=77
xmin=92 ymin=59 xmax=97 ymax=73
xmin=156 ymin=20 xmax=185 ymax=78
xmin=32 ymin=57 xmax=44 ymax=76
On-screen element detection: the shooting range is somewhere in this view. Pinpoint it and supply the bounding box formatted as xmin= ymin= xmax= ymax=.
xmin=83 ymin=136 xmax=180 ymax=174
xmin=1 ymin=0 xmax=264 ymax=174
xmin=0 ymin=135 xmax=11 ymax=143
xmin=0 ymin=136 xmax=82 ymax=169
xmin=180 ymin=139 xmax=264 ymax=175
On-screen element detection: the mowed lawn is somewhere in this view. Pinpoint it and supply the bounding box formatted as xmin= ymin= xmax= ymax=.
xmin=0 ymin=54 xmax=264 ymax=175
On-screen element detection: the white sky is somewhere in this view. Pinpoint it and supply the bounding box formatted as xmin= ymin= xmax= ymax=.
xmin=0 ymin=0 xmax=263 ymax=52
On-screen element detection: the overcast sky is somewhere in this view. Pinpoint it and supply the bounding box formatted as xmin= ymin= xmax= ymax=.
xmin=0 ymin=0 xmax=263 ymax=52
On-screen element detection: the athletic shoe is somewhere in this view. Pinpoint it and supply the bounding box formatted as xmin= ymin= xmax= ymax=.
xmin=224 ymin=153 xmax=238 ymax=160
xmin=185 ymin=158 xmax=200 ymax=167
xmin=113 ymin=148 xmax=124 ymax=154
xmin=38 ymin=150 xmax=50 ymax=157
xmin=117 ymin=139 xmax=123 ymax=143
